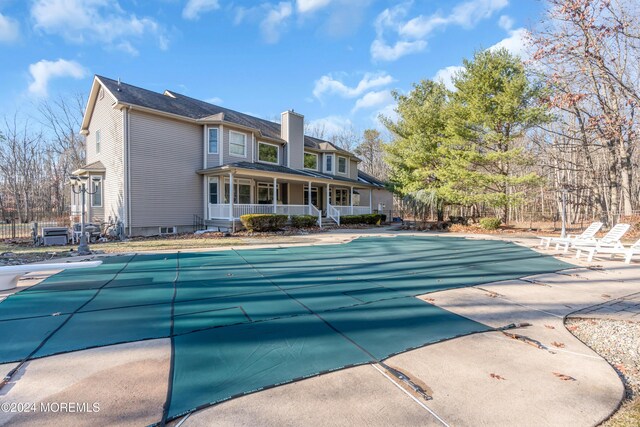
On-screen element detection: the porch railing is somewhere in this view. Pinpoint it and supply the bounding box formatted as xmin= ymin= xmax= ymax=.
xmin=333 ymin=206 xmax=372 ymax=216
xmin=328 ymin=204 xmax=340 ymax=225
xmin=309 ymin=204 xmax=322 ymax=227
xmin=209 ymin=204 xmax=321 ymax=220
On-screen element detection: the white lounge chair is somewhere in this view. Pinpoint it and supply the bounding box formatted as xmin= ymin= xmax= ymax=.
xmin=569 ymin=223 xmax=631 ymax=261
xmin=0 ymin=260 xmax=102 ymax=291
xmin=575 ymin=238 xmax=640 ymax=264
xmin=539 ymin=222 xmax=603 ymax=252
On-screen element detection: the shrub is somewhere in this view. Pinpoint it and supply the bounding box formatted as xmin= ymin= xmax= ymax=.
xmin=479 ymin=217 xmax=502 ymax=230
xmin=240 ymin=214 xmax=288 ymax=232
xmin=291 ymin=215 xmax=318 ymax=228
xmin=449 ymin=216 xmax=468 ymax=225
xmin=340 ymin=213 xmax=384 ymax=225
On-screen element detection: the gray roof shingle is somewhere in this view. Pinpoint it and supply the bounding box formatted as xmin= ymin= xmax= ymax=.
xmin=97 ymin=75 xmax=353 ymax=151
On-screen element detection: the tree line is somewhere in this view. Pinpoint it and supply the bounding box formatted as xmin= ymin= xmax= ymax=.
xmin=0 ymin=95 xmax=85 ymax=223
xmin=383 ymin=0 xmax=640 ymax=226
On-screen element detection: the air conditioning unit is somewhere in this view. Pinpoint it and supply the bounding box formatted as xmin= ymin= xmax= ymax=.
xmin=42 ymin=227 xmax=69 ymax=246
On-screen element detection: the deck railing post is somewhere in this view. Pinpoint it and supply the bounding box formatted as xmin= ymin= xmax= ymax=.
xmin=273 ymin=177 xmax=278 ymax=214
xmin=229 ymin=173 xmax=234 ymax=221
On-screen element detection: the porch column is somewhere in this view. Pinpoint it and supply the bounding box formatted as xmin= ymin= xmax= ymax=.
xmin=229 ymin=173 xmax=234 ymax=221
xmin=350 ymin=186 xmax=354 ymax=215
xmin=369 ymin=188 xmax=372 ymax=213
xmin=326 ymin=183 xmax=330 ymax=211
xmin=273 ymin=177 xmax=278 ymax=214
xmin=308 ymin=181 xmax=312 ymax=215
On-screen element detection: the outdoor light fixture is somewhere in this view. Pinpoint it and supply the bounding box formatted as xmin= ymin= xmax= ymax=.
xmin=69 ymin=174 xmax=97 ymax=255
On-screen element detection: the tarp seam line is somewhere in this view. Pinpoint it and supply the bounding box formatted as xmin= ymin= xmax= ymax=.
xmin=159 ymin=251 xmax=181 ymax=427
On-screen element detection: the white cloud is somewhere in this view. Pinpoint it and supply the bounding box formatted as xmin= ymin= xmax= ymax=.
xmin=489 ymin=27 xmax=529 ymax=57
xmin=352 ymin=90 xmax=393 ymax=113
xmin=433 ymin=65 xmax=465 ymax=91
xmin=205 ymin=96 xmax=223 ymax=104
xmin=183 ymin=0 xmax=220 ymax=20
xmin=370 ymin=39 xmax=426 ymax=62
xmin=313 ymin=72 xmax=394 ymax=99
xmin=372 ymin=0 xmax=508 ymax=61
xmin=0 ymin=12 xmax=19 ymax=43
xmin=498 ymin=14 xmax=513 ymax=31
xmin=28 ymin=59 xmax=87 ymax=97
xmin=31 ymin=0 xmax=167 ymax=54
xmin=297 ymin=0 xmax=332 ymax=13
xmin=306 ymin=115 xmax=353 ymax=136
xmin=260 ymin=2 xmax=293 ymax=43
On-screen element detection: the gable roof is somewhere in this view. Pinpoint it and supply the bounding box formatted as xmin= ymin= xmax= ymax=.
xmin=357 ymin=170 xmax=386 ymax=188
xmin=87 ymin=75 xmax=357 ymax=157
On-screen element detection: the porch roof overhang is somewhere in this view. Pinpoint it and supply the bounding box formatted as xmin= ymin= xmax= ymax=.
xmin=72 ymin=160 xmax=106 ymax=175
xmin=197 ymin=161 xmax=375 ymax=188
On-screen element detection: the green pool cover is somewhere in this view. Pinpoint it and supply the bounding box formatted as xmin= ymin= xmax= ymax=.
xmin=0 ymin=236 xmax=571 ymax=421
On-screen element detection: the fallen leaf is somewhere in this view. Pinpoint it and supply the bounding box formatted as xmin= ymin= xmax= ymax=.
xmin=424 ymin=298 xmax=435 ymax=303
xmin=566 ymin=325 xmax=578 ymax=331
xmin=544 ymin=325 xmax=555 ymax=329
xmin=490 ymin=373 xmax=506 ymax=380
xmin=551 ymin=341 xmax=566 ymax=348
xmin=601 ymin=294 xmax=611 ymax=298
xmin=553 ymin=372 xmax=576 ymax=381
xmin=614 ymin=364 xmax=626 ymax=374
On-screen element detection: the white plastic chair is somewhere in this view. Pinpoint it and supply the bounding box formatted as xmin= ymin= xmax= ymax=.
xmin=575 ymin=238 xmax=640 ymax=263
xmin=570 ymin=223 xmax=631 ymax=261
xmin=539 ymin=222 xmax=603 ymax=252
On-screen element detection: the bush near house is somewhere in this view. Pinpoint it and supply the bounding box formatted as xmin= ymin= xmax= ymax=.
xmin=479 ymin=217 xmax=502 ymax=230
xmin=290 ymin=215 xmax=318 ymax=228
xmin=340 ymin=213 xmax=385 ymax=225
xmin=240 ymin=214 xmax=288 ymax=232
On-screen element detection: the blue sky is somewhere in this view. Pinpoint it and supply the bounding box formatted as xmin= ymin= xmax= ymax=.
xmin=0 ymin=0 xmax=543 ymax=136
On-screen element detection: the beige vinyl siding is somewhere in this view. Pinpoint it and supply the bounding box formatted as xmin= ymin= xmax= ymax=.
xmin=349 ymin=160 xmax=358 ymax=180
xmin=288 ymin=183 xmax=304 ymax=204
xmin=358 ymin=188 xmax=394 ymax=211
xmin=205 ymin=125 xmax=220 ymax=167
xmin=85 ymin=87 xmax=124 ymax=224
xmin=222 ymin=126 xmax=253 ymax=162
xmin=129 ymin=110 xmax=203 ymax=229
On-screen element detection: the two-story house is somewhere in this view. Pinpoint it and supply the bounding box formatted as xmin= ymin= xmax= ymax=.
xmin=73 ymin=75 xmax=393 ymax=236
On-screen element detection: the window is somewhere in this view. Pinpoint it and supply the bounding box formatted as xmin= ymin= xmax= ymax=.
xmin=258 ymin=142 xmax=279 ymax=164
xmin=325 ymin=154 xmax=333 ymax=172
xmin=304 ymin=152 xmax=318 ymax=170
xmin=209 ymin=180 xmax=218 ymax=204
xmin=229 ymin=131 xmax=247 ymax=157
xmin=208 ymin=128 xmax=218 ymax=154
xmin=224 ymin=181 xmax=251 ymax=203
xmin=159 ymin=226 xmax=176 ymax=235
xmin=95 ymin=129 xmax=101 ymax=154
xmin=335 ymin=188 xmax=349 ymax=206
xmin=337 ymin=156 xmax=347 ymax=174
xmin=91 ymin=177 xmax=102 ymax=207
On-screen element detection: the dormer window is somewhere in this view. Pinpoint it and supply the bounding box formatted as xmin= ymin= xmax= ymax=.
xmin=337 ymin=156 xmax=347 ymax=174
xmin=325 ymin=154 xmax=333 ymax=173
xmin=208 ymin=128 xmax=218 ymax=154
xmin=229 ymin=131 xmax=247 ymax=157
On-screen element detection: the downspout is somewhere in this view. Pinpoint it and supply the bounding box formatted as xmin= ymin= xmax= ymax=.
xmin=126 ymin=106 xmax=132 ymax=237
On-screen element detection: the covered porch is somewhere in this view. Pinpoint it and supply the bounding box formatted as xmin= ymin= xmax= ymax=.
xmin=197 ymin=163 xmax=374 ymax=226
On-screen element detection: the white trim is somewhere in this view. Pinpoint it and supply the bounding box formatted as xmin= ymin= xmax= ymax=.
xmin=257 ymin=141 xmax=280 ymax=165
xmin=304 ymin=151 xmax=319 ymax=171
xmin=219 ymin=124 xmax=224 ymax=166
xmin=207 ymin=127 xmax=219 ymax=154
xmin=228 ymin=130 xmax=247 ymax=158
xmin=90 ymin=176 xmax=103 ymax=208
xmin=159 ymin=226 xmax=176 ymax=235
xmin=324 ymin=153 xmax=334 ymax=174
xmin=337 ymin=155 xmax=348 ymax=175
